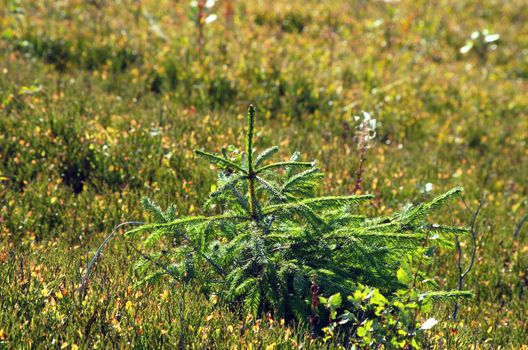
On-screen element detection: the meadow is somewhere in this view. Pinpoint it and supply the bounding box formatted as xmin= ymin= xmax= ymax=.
xmin=0 ymin=0 xmax=527 ymax=348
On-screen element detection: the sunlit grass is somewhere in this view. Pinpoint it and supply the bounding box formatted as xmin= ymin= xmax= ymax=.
xmin=1 ymin=0 xmax=527 ymax=348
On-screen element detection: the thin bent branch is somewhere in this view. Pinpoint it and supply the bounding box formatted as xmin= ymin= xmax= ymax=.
xmin=80 ymin=221 xmax=145 ymax=298
xmin=452 ymin=197 xmax=484 ymax=320
xmin=513 ymin=212 xmax=528 ymax=239
xmin=128 ymin=241 xmax=181 ymax=282
xmin=180 ymin=231 xmax=228 ymax=277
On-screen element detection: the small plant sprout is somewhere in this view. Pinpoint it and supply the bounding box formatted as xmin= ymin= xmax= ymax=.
xmin=460 ymin=30 xmax=500 ymax=62
xmin=352 ymin=111 xmax=377 ymax=194
xmin=189 ymin=0 xmax=218 ymax=53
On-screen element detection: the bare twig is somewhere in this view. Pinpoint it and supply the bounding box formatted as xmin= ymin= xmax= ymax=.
xmin=353 ymin=143 xmax=367 ymax=194
xmin=128 ymin=241 xmax=181 ymax=282
xmin=180 ymin=231 xmax=227 ymax=276
xmin=197 ymin=0 xmax=205 ymax=54
xmin=452 ymin=198 xmax=484 ymax=321
xmin=513 ymin=212 xmax=527 ymax=239
xmin=179 ymin=278 xmax=186 ymax=350
xmin=512 ymin=210 xmax=527 ymax=286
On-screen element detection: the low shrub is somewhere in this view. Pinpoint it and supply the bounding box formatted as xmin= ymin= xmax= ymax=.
xmin=125 ymin=105 xmax=470 ymax=346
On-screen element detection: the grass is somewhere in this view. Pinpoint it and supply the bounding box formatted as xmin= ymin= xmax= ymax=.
xmin=0 ymin=0 xmax=527 ymax=348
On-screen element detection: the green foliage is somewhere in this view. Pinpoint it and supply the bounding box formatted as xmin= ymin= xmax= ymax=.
xmin=14 ymin=34 xmax=141 ymax=72
xmin=1 ymin=1 xmax=527 ymax=348
xmin=130 ymin=106 xmax=469 ymax=330
xmin=255 ymin=10 xmax=311 ymax=33
xmin=320 ymin=285 xmax=471 ymax=348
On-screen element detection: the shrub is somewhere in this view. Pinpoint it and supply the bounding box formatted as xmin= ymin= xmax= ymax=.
xmin=320 ymin=283 xmax=470 ymax=348
xmin=14 ymin=35 xmax=141 ymax=72
xmin=127 ymin=105 xmax=470 ymax=341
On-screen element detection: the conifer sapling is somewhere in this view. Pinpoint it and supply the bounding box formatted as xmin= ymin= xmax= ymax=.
xmin=126 ymin=105 xmax=470 ymax=328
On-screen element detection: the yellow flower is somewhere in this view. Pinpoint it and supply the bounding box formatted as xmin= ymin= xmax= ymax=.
xmin=160 ymin=290 xmax=169 ymax=301
xmin=227 ymin=325 xmax=234 ymax=333
xmin=125 ymin=301 xmax=135 ymax=317
xmin=110 ymin=317 xmax=122 ymax=332
xmin=265 ymin=343 xmax=277 ymax=350
xmin=0 ymin=329 xmax=7 ymax=340
xmin=210 ymin=294 xmax=218 ymax=304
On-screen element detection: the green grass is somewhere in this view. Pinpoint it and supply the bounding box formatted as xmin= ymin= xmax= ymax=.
xmin=1 ymin=0 xmax=527 ymax=348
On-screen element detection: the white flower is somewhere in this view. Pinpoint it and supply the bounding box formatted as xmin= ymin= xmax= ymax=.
xmin=420 ymin=318 xmax=438 ymax=330
xmin=361 ymin=111 xmax=371 ymax=121
xmin=425 ymin=183 xmax=433 ymax=193
xmin=484 ymin=33 xmax=500 ymax=43
xmin=205 ymin=14 xmax=217 ymax=24
xmin=353 ymin=111 xmax=377 ymax=145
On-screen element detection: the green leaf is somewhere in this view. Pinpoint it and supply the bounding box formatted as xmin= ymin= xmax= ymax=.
xmin=210 ymin=174 xmax=246 ymax=198
xmin=419 ymin=290 xmax=473 ymax=302
xmin=125 ymin=214 xmax=249 ymax=238
xmin=245 ymin=287 xmax=261 ymax=316
xmin=256 ymin=176 xmax=286 ymax=200
xmin=282 ymin=167 xmax=323 ymax=192
xmin=254 ymin=146 xmax=279 ymax=167
xmin=357 ymin=326 xmax=367 ymax=337
xmin=397 ymin=267 xmax=412 ymax=285
xmin=263 ymin=195 xmax=373 ymax=215
xmin=426 ymin=187 xmax=463 ymax=212
xmin=328 ymin=293 xmax=342 ymax=309
xmin=370 ymin=289 xmax=387 ymax=306
xmin=195 ymin=149 xmax=247 ymax=174
xmin=141 ymin=197 xmax=167 ymax=223
xmin=256 ymin=161 xmax=314 ymax=174
xmin=235 ymin=277 xmax=257 ymax=297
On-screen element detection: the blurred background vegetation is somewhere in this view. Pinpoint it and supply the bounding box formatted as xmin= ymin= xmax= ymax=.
xmin=0 ymin=0 xmax=527 ymax=348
